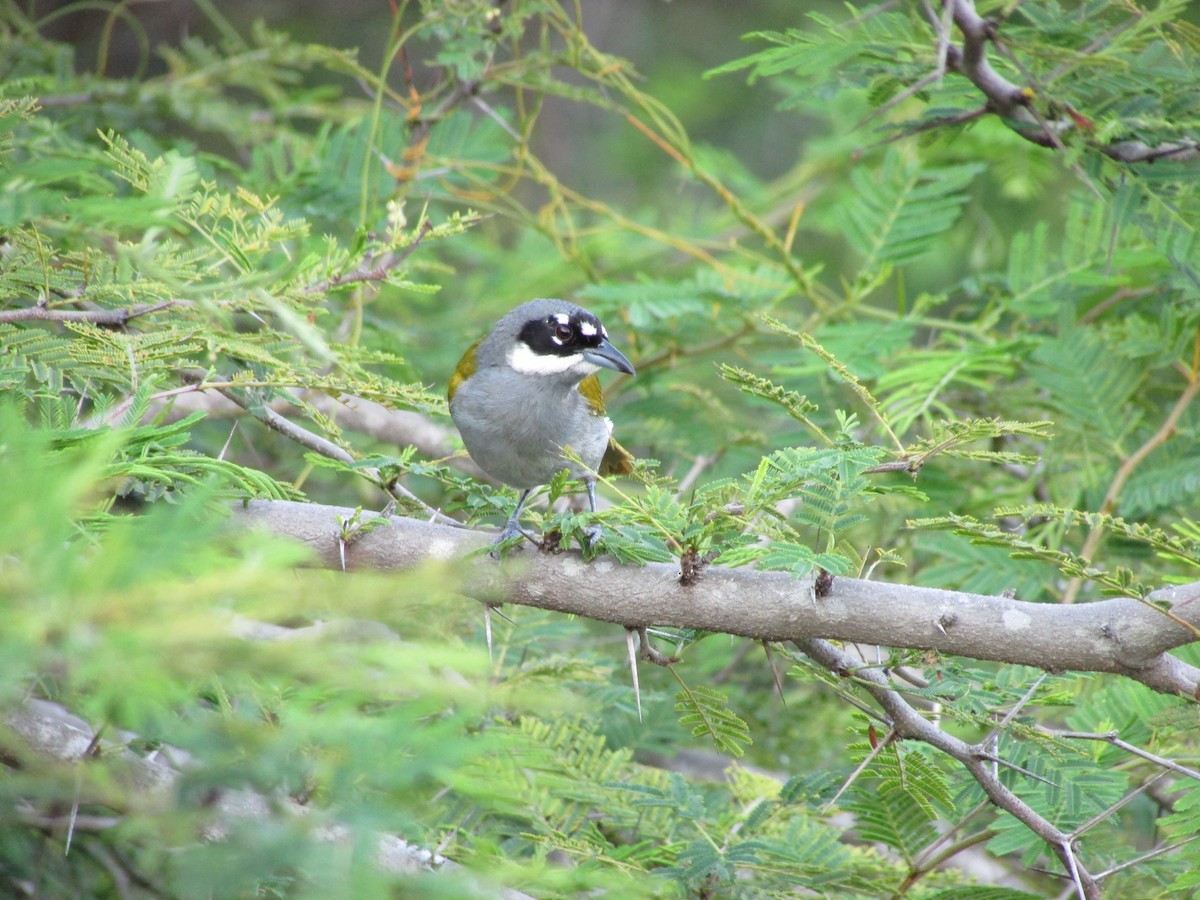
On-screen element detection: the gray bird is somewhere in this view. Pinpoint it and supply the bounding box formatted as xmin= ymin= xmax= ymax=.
xmin=448 ymin=299 xmax=636 ymax=544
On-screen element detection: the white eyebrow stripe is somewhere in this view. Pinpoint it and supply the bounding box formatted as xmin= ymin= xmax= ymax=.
xmin=553 ymin=313 xmax=570 ymax=324
xmin=508 ymin=342 xmax=590 ymax=375
xmin=579 ymin=321 xmax=598 ymax=337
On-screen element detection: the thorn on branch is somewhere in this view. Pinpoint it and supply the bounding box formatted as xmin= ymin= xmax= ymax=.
xmin=814 ymin=567 xmax=834 ymax=599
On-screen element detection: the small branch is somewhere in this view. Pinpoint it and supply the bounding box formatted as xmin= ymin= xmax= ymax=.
xmin=153 ymin=387 xmax=493 ymax=482
xmin=865 ymin=458 xmax=923 ymax=475
xmin=1051 ymin=731 xmax=1200 ymax=783
xmin=0 ymin=301 xmax=179 ymax=325
xmin=1101 ymin=139 xmax=1199 ymax=164
xmin=796 ymin=637 xmax=1101 ymax=898
xmin=823 ymin=726 xmax=897 ymax=812
xmin=305 ymin=220 xmax=434 ymax=295
xmin=197 ymin=380 xmax=461 ymax=527
xmin=1069 ymin=771 xmax=1169 ymax=838
xmin=944 ymin=0 xmax=1029 ymax=117
xmin=926 ymin=0 xmax=1199 ymax=162
xmin=1063 ymin=371 xmax=1200 ymax=603
xmin=211 ymin=384 xmax=358 ymax=463
xmin=1094 ymin=834 xmax=1200 ymax=880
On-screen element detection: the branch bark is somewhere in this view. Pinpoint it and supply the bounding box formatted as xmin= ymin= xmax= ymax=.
xmin=233 ymin=499 xmax=1200 ymax=699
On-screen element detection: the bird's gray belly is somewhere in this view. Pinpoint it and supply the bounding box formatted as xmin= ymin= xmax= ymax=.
xmin=451 ymin=386 xmax=608 ymax=488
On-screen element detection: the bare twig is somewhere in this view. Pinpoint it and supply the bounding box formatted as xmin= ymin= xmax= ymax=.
xmin=823 ymin=726 xmax=897 ymax=812
xmin=1051 ymin=731 xmax=1200 ymax=783
xmin=153 ymin=387 xmax=493 ymax=482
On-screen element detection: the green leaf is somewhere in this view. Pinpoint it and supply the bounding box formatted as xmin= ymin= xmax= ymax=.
xmin=674 ymin=684 xmax=752 ymax=757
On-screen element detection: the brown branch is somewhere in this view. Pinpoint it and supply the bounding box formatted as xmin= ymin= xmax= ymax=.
xmin=0 ymin=301 xmax=179 ymax=325
xmin=233 ymin=499 xmax=1200 ymax=699
xmin=943 ymin=0 xmax=1029 ymax=117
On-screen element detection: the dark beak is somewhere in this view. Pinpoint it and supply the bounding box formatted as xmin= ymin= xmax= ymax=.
xmin=583 ymin=338 xmax=635 ymax=376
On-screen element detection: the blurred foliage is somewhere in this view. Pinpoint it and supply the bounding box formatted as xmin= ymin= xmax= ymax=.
xmin=2 ymin=0 xmax=1200 ymax=896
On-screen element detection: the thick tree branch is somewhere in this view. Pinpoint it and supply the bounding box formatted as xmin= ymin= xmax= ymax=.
xmin=233 ymin=500 xmax=1200 ymax=698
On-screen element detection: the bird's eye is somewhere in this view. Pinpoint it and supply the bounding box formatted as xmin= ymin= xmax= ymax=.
xmin=555 ymin=322 xmax=574 ymax=342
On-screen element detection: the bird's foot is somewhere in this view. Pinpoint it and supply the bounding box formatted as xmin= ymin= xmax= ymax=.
xmin=489 ymin=520 xmax=535 ymax=558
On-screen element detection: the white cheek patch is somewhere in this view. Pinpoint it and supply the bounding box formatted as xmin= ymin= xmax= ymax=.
xmin=509 ymin=342 xmax=588 ymax=375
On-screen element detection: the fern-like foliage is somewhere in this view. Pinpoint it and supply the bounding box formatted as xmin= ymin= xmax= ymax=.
xmin=839 ymin=153 xmax=987 ymax=273
xmin=910 ymin=513 xmax=1153 ymax=600
xmin=674 ymin=683 xmax=752 ymax=757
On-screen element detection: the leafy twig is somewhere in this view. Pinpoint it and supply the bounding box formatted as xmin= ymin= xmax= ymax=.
xmin=305 ymin=219 xmax=434 ymax=295
xmin=797 ymin=636 xmax=1102 ymax=899
xmin=0 ymin=301 xmax=179 ymax=325
xmin=199 ymin=379 xmax=461 ymax=527
xmin=1063 ymin=370 xmax=1200 ymax=603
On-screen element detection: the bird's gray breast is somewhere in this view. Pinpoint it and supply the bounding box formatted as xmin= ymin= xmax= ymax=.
xmin=450 ymin=368 xmax=611 ymax=489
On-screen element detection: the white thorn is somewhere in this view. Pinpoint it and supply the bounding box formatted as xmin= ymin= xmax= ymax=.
xmin=625 ymin=628 xmax=642 ymax=723
xmin=483 ymin=603 xmax=494 ymax=665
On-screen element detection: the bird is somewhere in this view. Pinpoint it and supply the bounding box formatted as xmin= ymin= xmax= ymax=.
xmin=448 ymin=298 xmax=636 ymax=546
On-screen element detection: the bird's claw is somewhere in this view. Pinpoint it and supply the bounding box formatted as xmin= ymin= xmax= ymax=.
xmin=489 ymin=522 xmax=533 ymax=558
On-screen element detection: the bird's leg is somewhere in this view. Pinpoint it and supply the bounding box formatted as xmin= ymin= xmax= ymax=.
xmin=501 ymin=489 xmax=531 ymax=539
xmin=491 ymin=489 xmax=533 ymax=555
xmin=582 ymin=478 xmax=603 ymax=545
